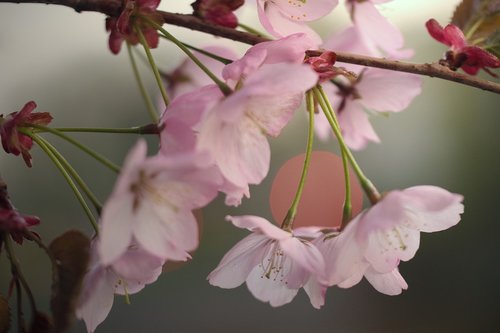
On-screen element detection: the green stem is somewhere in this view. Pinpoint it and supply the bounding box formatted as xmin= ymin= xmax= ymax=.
xmin=145 ymin=17 xmax=232 ymax=96
xmin=127 ymin=42 xmax=160 ymax=123
xmin=4 ymin=235 xmax=38 ymax=316
xmin=41 ymin=137 xmax=103 ymax=214
xmin=237 ymin=23 xmax=269 ymax=38
xmin=176 ymin=39 xmax=232 ymax=65
xmin=281 ymin=90 xmax=315 ymax=231
xmin=28 ymin=133 xmax=99 ymax=232
xmin=135 ymin=25 xmax=171 ymax=109
xmin=314 ymin=86 xmax=352 ymax=226
xmin=48 ymin=124 xmax=159 ymax=134
xmin=313 ymin=86 xmax=381 ymax=205
xmin=29 ymin=124 xmax=120 ymax=174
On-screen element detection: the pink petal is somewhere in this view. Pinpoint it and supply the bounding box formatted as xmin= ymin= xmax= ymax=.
xmin=280 ymin=237 xmax=326 ymax=282
xmin=111 ymin=245 xmax=164 ymax=282
xmin=227 ymin=215 xmax=291 ymax=240
xmin=357 ymin=69 xmax=422 ymax=112
xmin=219 ymin=179 xmax=250 ymax=207
xmin=443 ymin=24 xmax=467 ymax=50
xmin=352 ymin=1 xmax=407 ymax=57
xmin=111 ymin=139 xmax=148 ymax=194
xmin=363 ymin=226 xmax=420 ymax=273
xmin=208 ymin=234 xmax=271 ymax=288
xmin=159 ymin=117 xmax=197 ymax=155
xmin=76 ymin=267 xmax=115 ymax=333
xmin=303 ymin=277 xmax=327 ymax=309
xmin=364 ymin=267 xmax=408 ymax=295
xmin=98 ymin=193 xmax=134 ymax=265
xmin=399 ymin=186 xmax=464 ymax=232
xmin=258 ymin=2 xmax=322 ymax=45
xmin=243 ymin=63 xmax=318 ymax=96
xmin=338 ymin=100 xmax=381 ymax=150
xmin=425 ymin=19 xmax=450 ymax=46
xmin=272 ymin=0 xmax=338 ymax=22
xmin=198 ymin=110 xmax=270 ymax=187
xmin=316 ymin=219 xmax=369 ymax=286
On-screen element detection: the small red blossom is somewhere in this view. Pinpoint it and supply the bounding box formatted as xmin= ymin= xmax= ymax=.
xmin=191 ymin=0 xmax=244 ymax=28
xmin=425 ymin=18 xmax=500 ymax=76
xmin=0 ymin=180 xmax=40 ymax=245
xmin=106 ymin=0 xmax=163 ymax=55
xmin=0 ymin=101 xmax=52 ymax=167
xmin=304 ymin=51 xmax=338 ymax=82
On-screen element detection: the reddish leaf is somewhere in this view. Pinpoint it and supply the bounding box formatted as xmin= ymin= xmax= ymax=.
xmin=48 ymin=230 xmax=90 ymax=333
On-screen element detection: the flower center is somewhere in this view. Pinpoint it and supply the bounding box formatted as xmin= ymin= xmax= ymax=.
xmin=259 ymin=242 xmax=288 ymax=283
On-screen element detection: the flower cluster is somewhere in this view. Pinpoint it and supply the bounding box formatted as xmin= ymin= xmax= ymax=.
xmin=209 ymin=186 xmax=464 ymax=307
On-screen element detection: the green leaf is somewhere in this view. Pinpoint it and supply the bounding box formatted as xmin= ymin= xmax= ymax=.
xmin=484 ymin=29 xmax=500 ymax=58
xmin=452 ymin=0 xmax=500 ymax=45
xmin=48 ymin=230 xmax=90 ymax=333
xmin=0 ymin=295 xmax=11 ymax=333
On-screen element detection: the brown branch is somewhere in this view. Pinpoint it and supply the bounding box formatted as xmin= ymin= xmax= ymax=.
xmin=2 ymin=0 xmax=500 ymax=94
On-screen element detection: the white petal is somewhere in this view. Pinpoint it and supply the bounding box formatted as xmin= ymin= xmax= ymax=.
xmin=364 ymin=267 xmax=408 ymax=295
xmin=303 ymin=277 xmax=327 ymax=309
xmin=357 ymin=69 xmax=422 ymax=112
xmin=400 ymin=186 xmax=464 ymax=232
xmin=208 ymin=234 xmax=270 ymax=288
xmin=98 ymin=194 xmax=134 ymax=265
xmin=76 ymin=267 xmax=115 ymax=333
xmin=227 ymin=215 xmax=291 ymax=240
xmin=280 ymin=237 xmax=326 ymax=281
xmin=246 ymin=264 xmax=299 ymax=307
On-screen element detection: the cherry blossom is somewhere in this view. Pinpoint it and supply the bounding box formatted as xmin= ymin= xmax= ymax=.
xmin=256 ymin=0 xmax=338 ymax=45
xmin=192 ymin=0 xmax=244 ymax=28
xmin=105 ymin=0 xmax=162 ymax=54
xmin=208 ymin=215 xmax=327 ymax=308
xmin=316 ymin=186 xmax=464 ymax=295
xmin=0 ymin=101 xmax=52 ymax=167
xmin=426 ymin=19 xmax=500 ymax=76
xmin=315 ymin=68 xmax=422 ymax=150
xmin=77 ymin=241 xmax=164 ymax=333
xmin=345 ymin=0 xmax=413 ymax=58
xmin=98 ymin=139 xmax=222 ymax=264
xmin=197 ymin=35 xmax=318 ymax=203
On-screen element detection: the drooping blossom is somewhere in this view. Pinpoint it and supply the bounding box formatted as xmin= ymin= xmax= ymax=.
xmin=0 ymin=101 xmax=52 ymax=167
xmin=105 ymin=0 xmax=162 ymax=55
xmin=77 ymin=241 xmax=164 ymax=333
xmin=314 ymin=68 xmax=422 ymax=150
xmin=425 ymin=19 xmax=500 ymax=76
xmin=345 ymin=0 xmax=413 ymax=58
xmin=98 ymin=139 xmax=222 ymax=265
xmin=191 ymin=0 xmax=244 ymax=28
xmin=315 ymin=186 xmax=464 ymax=295
xmin=197 ymin=34 xmax=318 ymax=204
xmin=318 ymin=28 xmax=422 ymax=150
xmin=208 ymin=215 xmax=327 ymax=308
xmin=256 ymin=0 xmax=338 ymax=45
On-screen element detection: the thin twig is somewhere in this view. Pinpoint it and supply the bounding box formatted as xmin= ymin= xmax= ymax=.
xmin=1 ymin=0 xmax=499 ymax=94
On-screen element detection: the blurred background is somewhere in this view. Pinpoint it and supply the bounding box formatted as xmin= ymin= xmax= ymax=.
xmin=1 ymin=1 xmax=499 ymax=332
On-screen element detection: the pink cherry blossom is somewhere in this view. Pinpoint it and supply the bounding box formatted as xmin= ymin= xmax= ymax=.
xmin=0 ymin=101 xmax=52 ymax=167
xmin=98 ymin=139 xmax=222 ymax=264
xmin=77 ymin=241 xmax=164 ymax=333
xmin=198 ymin=62 xmax=318 ymax=190
xmin=315 ymin=68 xmax=422 ymax=150
xmin=208 ymin=215 xmax=327 ymax=308
xmin=316 ymin=186 xmax=464 ymax=295
xmin=426 ymin=19 xmax=500 ymax=76
xmin=345 ymin=0 xmax=413 ymax=58
xmin=192 ymin=0 xmax=244 ymax=28
xmin=256 ymin=0 xmax=338 ymax=45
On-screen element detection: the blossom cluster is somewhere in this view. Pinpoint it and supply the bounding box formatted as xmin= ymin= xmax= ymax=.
xmin=3 ymin=0 xmax=492 ymax=332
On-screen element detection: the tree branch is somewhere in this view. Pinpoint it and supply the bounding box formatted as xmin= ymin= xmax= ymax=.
xmin=3 ymin=0 xmax=500 ymax=94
